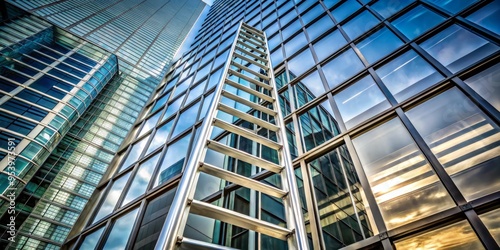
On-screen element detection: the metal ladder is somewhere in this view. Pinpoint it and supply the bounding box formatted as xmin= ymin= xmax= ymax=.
xmin=155 ymin=22 xmax=309 ymax=250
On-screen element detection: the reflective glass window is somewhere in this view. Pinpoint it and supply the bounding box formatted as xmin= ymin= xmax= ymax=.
xmin=466 ymin=0 xmax=500 ymax=36
xmin=185 ymin=80 xmax=207 ymax=105
xmin=145 ymin=120 xmax=173 ymax=155
xmin=271 ymin=48 xmax=284 ymax=67
xmin=463 ymin=63 xmax=500 ymax=111
xmin=162 ymin=97 xmax=183 ymax=121
xmin=331 ymin=1 xmax=361 ymax=23
xmin=123 ymin=153 xmax=161 ymax=205
xmin=342 ymin=11 xmax=379 ymax=40
xmin=322 ymin=49 xmax=364 ymax=89
xmin=139 ymin=112 xmax=162 ymax=137
xmin=93 ymin=172 xmax=131 ymax=223
xmin=284 ymin=32 xmax=308 ymax=57
xmin=313 ymin=29 xmax=346 ymax=62
xmin=479 ymin=208 xmax=500 ymax=245
xmin=334 ymin=75 xmax=391 ymax=129
xmin=394 ymin=220 xmax=483 ymax=249
xmin=393 ymin=5 xmax=445 ymax=40
xmin=323 ymin=0 xmax=341 ymax=9
xmin=281 ymin=19 xmax=301 ymax=41
xmin=371 ymin=0 xmax=414 ymax=19
xmin=154 ymin=132 xmax=192 ymax=187
xmin=299 ymin=100 xmax=340 ymax=151
xmin=424 ymin=0 xmax=479 ymax=14
xmin=171 ymin=101 xmax=200 ymax=138
xmin=102 ymin=208 xmax=139 ymax=249
xmin=376 ymin=50 xmax=443 ymax=102
xmin=406 ymin=88 xmax=500 ymax=201
xmin=309 ymin=145 xmax=373 ymax=246
xmin=288 ymin=48 xmax=315 ymax=78
xmin=121 ymin=135 xmax=150 ymax=171
xmin=293 ymin=70 xmax=325 ymax=108
xmin=275 ymin=71 xmax=289 ymax=89
xmin=356 ymin=27 xmax=403 ymax=64
xmin=421 ymin=25 xmax=499 ymax=73
xmin=79 ymin=227 xmax=105 ymax=249
xmin=307 ymin=15 xmax=335 ymax=41
xmin=352 ymin=118 xmax=455 ymax=229
xmin=301 ymin=4 xmax=324 ymax=25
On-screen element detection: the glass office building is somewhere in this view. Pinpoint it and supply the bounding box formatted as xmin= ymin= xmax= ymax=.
xmin=62 ymin=0 xmax=500 ymax=249
xmin=0 ymin=1 xmax=205 ymax=249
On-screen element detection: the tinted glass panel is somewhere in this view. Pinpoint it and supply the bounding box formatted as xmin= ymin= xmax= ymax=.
xmin=294 ymin=70 xmax=325 ymax=107
xmin=352 ymin=118 xmax=455 ymax=229
xmin=154 ymin=132 xmax=192 ymax=186
xmin=343 ymin=11 xmax=379 ymax=40
xmin=334 ymin=75 xmax=391 ymax=129
xmin=322 ymin=49 xmax=364 ymax=89
xmin=421 ymin=25 xmax=499 ymax=73
xmin=93 ymin=172 xmax=131 ymax=223
xmin=332 ymin=1 xmax=361 ymax=23
xmin=393 ymin=5 xmax=445 ymax=40
xmin=299 ymin=100 xmax=340 ymax=151
xmin=376 ymin=50 xmax=443 ymax=102
xmin=313 ymin=29 xmax=346 ymax=62
xmin=424 ymin=0 xmax=479 ymax=14
xmin=288 ymin=48 xmax=315 ymax=78
xmin=406 ymin=88 xmax=500 ymax=201
xmin=463 ymin=63 xmax=500 ymax=111
xmin=123 ymin=153 xmax=161 ymax=205
xmin=479 ymin=208 xmax=500 ymax=245
xmin=394 ymin=220 xmax=484 ymax=249
xmin=307 ymin=15 xmax=335 ymax=41
xmin=371 ymin=0 xmax=414 ymax=19
xmin=79 ymin=227 xmax=105 ymax=250
xmin=102 ymin=208 xmax=139 ymax=249
xmin=356 ymin=27 xmax=403 ymax=64
xmin=466 ymin=0 xmax=500 ymax=35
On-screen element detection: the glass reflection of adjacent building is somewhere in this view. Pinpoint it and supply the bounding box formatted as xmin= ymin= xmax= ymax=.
xmin=68 ymin=0 xmax=499 ymax=249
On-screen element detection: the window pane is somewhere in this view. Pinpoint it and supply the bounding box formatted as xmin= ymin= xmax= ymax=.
xmin=313 ymin=29 xmax=346 ymax=62
xmin=123 ymin=153 xmax=161 ymax=205
xmin=376 ymin=50 xmax=443 ymax=102
xmin=357 ymin=27 xmax=403 ymax=64
xmin=309 ymin=145 xmax=374 ymax=246
xmin=343 ymin=11 xmax=379 ymax=40
xmin=154 ymin=132 xmax=192 ymax=187
xmin=479 ymin=208 xmax=500 ymax=245
xmin=146 ymin=120 xmax=173 ymax=155
xmin=171 ymin=101 xmax=200 ymax=138
xmin=139 ymin=112 xmax=162 ymax=137
xmin=393 ymin=5 xmax=445 ymax=40
xmin=371 ymin=0 xmax=414 ymax=19
xmin=307 ymin=15 xmax=335 ymax=41
xmin=420 ymin=25 xmax=499 ymax=73
xmin=284 ymin=32 xmax=308 ymax=57
xmin=352 ymin=118 xmax=455 ymax=229
xmin=301 ymin=4 xmax=324 ymax=25
xmin=299 ymin=100 xmax=340 ymax=151
xmin=293 ymin=70 xmax=325 ymax=108
xmin=423 ymin=0 xmax=479 ymax=14
xmin=80 ymin=227 xmax=105 ymax=249
xmin=271 ymin=48 xmax=284 ymax=67
xmin=331 ymin=1 xmax=361 ymax=23
xmin=102 ymin=208 xmax=139 ymax=249
xmin=93 ymin=172 xmax=131 ymax=223
xmin=334 ymin=75 xmax=391 ymax=129
xmin=288 ymin=48 xmax=315 ymax=78
xmin=406 ymin=88 xmax=500 ymax=200
xmin=121 ymin=135 xmax=150 ymax=171
xmin=463 ymin=63 xmax=500 ymax=111
xmin=466 ymin=0 xmax=500 ymax=36
xmin=394 ymin=220 xmax=484 ymax=249
xmin=322 ymin=49 xmax=364 ymax=89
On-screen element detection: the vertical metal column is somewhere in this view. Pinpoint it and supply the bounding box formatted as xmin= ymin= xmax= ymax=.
xmin=155 ymin=22 xmax=309 ymax=250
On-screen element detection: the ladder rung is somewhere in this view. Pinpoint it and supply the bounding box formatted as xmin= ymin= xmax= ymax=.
xmin=225 ymin=78 xmax=273 ymax=102
xmin=213 ymin=118 xmax=281 ymax=150
xmin=233 ymin=53 xmax=268 ymax=70
xmin=221 ymin=90 xmax=276 ymax=117
xmin=189 ymin=199 xmax=291 ymax=240
xmin=207 ymin=140 xmax=283 ymax=173
xmin=218 ymin=103 xmax=279 ymax=132
xmin=239 ymin=31 xmax=265 ymax=44
xmin=228 ymin=67 xmax=270 ymax=88
xmin=231 ymin=61 xmax=270 ymax=82
xmin=179 ymin=237 xmax=238 ymax=250
xmin=237 ymin=39 xmax=266 ymax=55
xmin=235 ymin=46 xmax=267 ymax=62
xmin=199 ymin=162 xmax=287 ymax=198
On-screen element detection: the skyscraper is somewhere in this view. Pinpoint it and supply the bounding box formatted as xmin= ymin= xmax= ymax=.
xmin=9 ymin=0 xmax=500 ymax=249
xmin=65 ymin=0 xmax=500 ymax=249
xmin=0 ymin=1 xmax=205 ymax=248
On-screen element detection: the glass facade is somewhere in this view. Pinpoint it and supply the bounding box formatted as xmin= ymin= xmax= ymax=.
xmin=0 ymin=1 xmax=204 ymax=249
xmin=50 ymin=0 xmax=500 ymax=249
